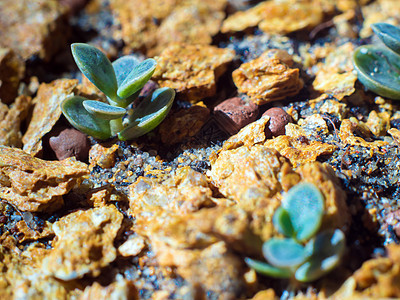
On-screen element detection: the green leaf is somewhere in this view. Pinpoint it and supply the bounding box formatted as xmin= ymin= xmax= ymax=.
xmin=112 ymin=55 xmax=139 ymax=86
xmin=273 ymin=207 xmax=295 ymax=238
xmin=283 ymin=183 xmax=324 ymax=242
xmin=117 ymin=87 xmax=175 ymax=141
xmin=353 ymin=45 xmax=400 ymax=100
xmin=244 ymin=257 xmax=292 ymax=279
xmin=71 ymin=43 xmax=118 ymax=100
xmin=295 ymin=229 xmax=345 ymax=282
xmin=61 ymin=96 xmax=112 ymax=140
xmin=117 ymin=58 xmax=157 ymax=99
xmin=83 ymin=100 xmax=126 ymax=120
xmin=372 ymin=23 xmax=400 ymax=55
xmin=262 ymin=238 xmax=309 ymax=268
xmin=107 ymin=89 xmax=141 ymax=108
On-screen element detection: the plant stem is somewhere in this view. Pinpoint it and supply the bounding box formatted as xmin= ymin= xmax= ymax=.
xmin=110 ymin=117 xmax=124 ymax=136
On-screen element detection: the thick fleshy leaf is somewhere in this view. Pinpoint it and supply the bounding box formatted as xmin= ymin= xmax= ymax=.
xmin=273 ymin=207 xmax=295 ymax=238
xmin=295 ymin=229 xmax=345 ymax=282
xmin=71 ymin=43 xmax=118 ymax=99
xmin=112 ymin=55 xmax=139 ymax=86
xmin=117 ymin=87 xmax=175 ymax=141
xmin=353 ymin=45 xmax=400 ymax=100
xmin=107 ymin=89 xmax=141 ymax=108
xmin=61 ymin=96 xmax=111 ymax=140
xmin=117 ymin=58 xmax=157 ymax=99
xmin=263 ymin=238 xmax=309 ymax=268
xmin=83 ymin=100 xmax=126 ymax=120
xmin=372 ymin=23 xmax=400 ymax=55
xmin=244 ymin=257 xmax=292 ymax=279
xmin=283 ymin=182 xmax=324 ymax=242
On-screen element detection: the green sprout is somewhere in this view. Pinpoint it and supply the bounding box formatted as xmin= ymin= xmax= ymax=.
xmin=353 ymin=23 xmax=400 ymax=100
xmin=245 ymin=183 xmax=345 ymax=282
xmin=61 ymin=43 xmax=175 ymax=141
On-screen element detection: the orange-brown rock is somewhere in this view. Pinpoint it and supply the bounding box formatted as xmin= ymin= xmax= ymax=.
xmin=89 ymin=143 xmax=119 ymax=170
xmin=42 ymin=205 xmax=123 ymax=280
xmin=0 ymin=48 xmax=25 ymax=104
xmin=0 ymin=146 xmax=88 ymax=212
xmin=264 ymin=135 xmax=337 ymax=168
xmin=80 ymin=275 xmax=138 ymax=300
xmin=0 ymin=0 xmax=69 ymax=61
xmin=110 ymin=0 xmax=227 ymax=56
xmin=153 ymin=43 xmax=235 ymax=102
xmin=22 ymin=79 xmax=80 ymax=156
xmin=159 ymin=104 xmax=210 ymax=145
xmin=312 ymin=43 xmax=357 ymax=100
xmin=221 ymin=0 xmax=324 ymax=35
xmin=334 ymin=244 xmax=400 ymax=298
xmin=232 ymin=50 xmax=303 ymax=105
xmin=0 ymin=95 xmax=31 ymax=148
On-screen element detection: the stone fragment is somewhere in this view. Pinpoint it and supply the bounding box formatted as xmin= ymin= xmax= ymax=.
xmin=213 ymin=97 xmax=259 ymax=135
xmin=80 ymin=275 xmax=138 ymax=300
xmin=15 ymin=219 xmax=54 ymax=243
xmin=312 ymin=43 xmax=357 ymax=100
xmin=153 ymin=43 xmax=235 ymax=102
xmin=139 ymin=80 xmax=159 ymax=99
xmin=209 ymin=145 xmax=287 ymax=204
xmin=222 ymin=116 xmax=270 ymax=151
xmin=232 ymin=50 xmax=303 ymax=105
xmin=0 ymin=95 xmax=31 ymax=148
xmin=89 ymin=143 xmax=119 ymax=169
xmin=221 ymin=0 xmax=324 ymax=35
xmin=0 ymin=146 xmax=89 ymax=212
xmin=339 ymin=119 xmax=388 ymax=149
xmin=265 ymin=133 xmax=337 ymax=168
xmin=42 ymin=205 xmax=123 ymax=280
xmin=22 ymin=79 xmax=80 ymax=156
xmin=110 ymin=0 xmax=227 ymax=56
xmin=365 ymin=110 xmax=390 ymax=137
xmin=334 ymin=244 xmax=400 ymax=298
xmin=0 ymin=48 xmax=25 ymax=104
xmin=0 ymin=0 xmax=69 ymax=61
xmin=262 ymin=107 xmax=292 ymax=137
xmin=209 ymin=142 xmax=349 ymax=239
xmin=159 ymin=104 xmax=210 ymax=145
xmin=49 ymin=127 xmax=91 ymax=161
xmin=118 ymin=236 xmax=146 ymax=257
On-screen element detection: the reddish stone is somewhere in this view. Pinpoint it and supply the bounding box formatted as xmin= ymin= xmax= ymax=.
xmin=213 ymin=97 xmax=259 ymax=135
xmin=49 ymin=127 xmax=91 ymax=161
xmin=262 ymin=107 xmax=292 ymax=137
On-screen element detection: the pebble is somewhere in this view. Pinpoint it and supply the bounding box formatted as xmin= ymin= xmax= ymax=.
xmin=49 ymin=127 xmax=91 ymax=161
xmin=262 ymin=107 xmax=293 ymax=137
xmin=213 ymin=97 xmax=259 ymax=135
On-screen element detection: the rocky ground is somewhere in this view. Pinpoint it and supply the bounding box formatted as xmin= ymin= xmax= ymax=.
xmin=2 ymin=0 xmax=400 ymax=299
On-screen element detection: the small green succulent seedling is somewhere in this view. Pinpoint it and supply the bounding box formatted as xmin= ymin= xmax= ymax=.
xmin=245 ymin=183 xmax=345 ymax=282
xmin=61 ymin=43 xmax=175 ymax=140
xmin=353 ymin=23 xmax=400 ymax=100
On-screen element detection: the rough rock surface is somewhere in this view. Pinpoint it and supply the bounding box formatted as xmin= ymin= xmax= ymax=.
xmin=0 ymin=95 xmax=31 ymax=148
xmin=0 ymin=0 xmax=69 ymax=61
xmin=0 ymin=48 xmax=25 ymax=104
xmin=153 ymin=43 xmax=235 ymax=102
xmin=221 ymin=0 xmax=324 ymax=34
xmin=0 ymin=146 xmax=88 ymax=212
xmin=22 ymin=79 xmax=80 ymax=156
xmin=110 ymin=0 xmax=227 ymax=56
xmin=232 ymin=49 xmax=303 ymax=105
xmin=213 ymin=97 xmax=259 ymax=135
xmin=49 ymin=127 xmax=91 ymax=161
xmin=42 ymin=205 xmax=123 ymax=280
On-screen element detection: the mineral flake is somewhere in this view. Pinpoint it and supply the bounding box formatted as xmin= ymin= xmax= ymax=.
xmin=232 ymin=49 xmax=303 ymax=105
xmin=153 ymin=43 xmax=235 ymax=102
xmin=0 ymin=146 xmax=88 ymax=212
xmin=42 ymin=205 xmax=123 ymax=280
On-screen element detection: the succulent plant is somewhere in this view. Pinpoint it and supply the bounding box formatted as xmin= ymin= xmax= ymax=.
xmin=245 ymin=183 xmax=345 ymax=282
xmin=61 ymin=43 xmax=175 ymax=140
xmin=353 ymin=23 xmax=400 ymax=100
